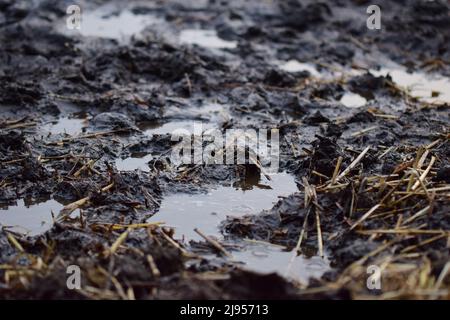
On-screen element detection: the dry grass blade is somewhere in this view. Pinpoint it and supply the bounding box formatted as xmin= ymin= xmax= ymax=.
xmin=160 ymin=230 xmax=191 ymax=256
xmin=350 ymin=126 xmax=378 ymax=137
xmin=401 ymin=234 xmax=446 ymax=253
xmin=378 ymin=146 xmax=395 ymax=159
xmin=403 ymin=205 xmax=431 ymax=225
xmin=194 ymin=228 xmax=232 ymax=257
xmin=316 ymin=210 xmax=324 ymax=257
xmin=147 ymin=255 xmax=161 ymax=277
xmin=6 ymin=233 xmax=24 ymax=253
xmin=357 ymin=229 xmax=450 ymax=236
xmin=434 ymin=262 xmax=450 ymax=290
xmin=349 ymin=204 xmax=381 ymax=231
xmin=335 ymin=146 xmax=370 ymax=183
xmin=59 ymin=197 xmax=89 ymax=217
xmin=106 ymin=228 xmax=131 ymax=257
xmin=331 ymin=156 xmax=343 ymax=185
xmin=411 ymin=156 xmax=436 ymax=191
xmin=73 ymin=159 xmax=97 ymax=177
xmin=285 ymin=207 xmax=311 ymax=276
xmin=97 ymin=222 xmax=164 ymax=231
xmin=58 ymin=182 xmax=114 ymax=218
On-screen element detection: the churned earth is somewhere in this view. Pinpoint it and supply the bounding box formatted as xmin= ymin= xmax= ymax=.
xmin=0 ymin=0 xmax=449 ymax=299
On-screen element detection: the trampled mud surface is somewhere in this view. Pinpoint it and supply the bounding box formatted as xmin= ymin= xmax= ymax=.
xmin=0 ymin=0 xmax=449 ymax=299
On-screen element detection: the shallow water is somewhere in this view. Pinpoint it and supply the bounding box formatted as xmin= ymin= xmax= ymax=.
xmin=142 ymin=120 xmax=218 ymax=136
xmin=179 ymin=29 xmax=237 ymax=49
xmin=115 ymin=153 xmax=153 ymax=172
xmin=278 ymin=60 xmax=320 ymax=76
xmin=0 ymin=199 xmax=62 ymax=235
xmin=340 ymin=92 xmax=367 ymax=108
xmin=164 ymin=102 xmax=229 ymax=120
xmin=143 ymin=103 xmax=229 ymax=136
xmin=232 ymin=242 xmax=330 ymax=284
xmin=77 ymin=8 xmax=161 ymax=41
xmin=371 ymin=67 xmax=450 ymax=104
xmin=152 ymin=172 xmax=331 ymax=283
xmin=151 ymin=172 xmax=297 ymax=241
xmin=41 ymin=117 xmax=86 ymax=136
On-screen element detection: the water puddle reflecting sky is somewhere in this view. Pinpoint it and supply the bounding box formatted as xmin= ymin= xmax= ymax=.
xmin=151 ymin=172 xmax=330 ymax=283
xmin=82 ymin=11 xmax=159 ymax=40
xmin=115 ymin=152 xmax=153 ymax=172
xmin=179 ymin=29 xmax=237 ymax=49
xmin=340 ymin=92 xmax=367 ymax=108
xmin=142 ymin=120 xmax=218 ymax=136
xmin=142 ymin=102 xmax=229 ymax=136
xmin=278 ymin=60 xmax=321 ymax=77
xmin=0 ymin=199 xmax=62 ymax=236
xmin=231 ymin=242 xmax=330 ymax=284
xmin=370 ymin=67 xmax=450 ymax=104
xmin=150 ymin=172 xmax=297 ymax=241
xmin=65 ymin=4 xmax=162 ymax=41
xmin=41 ymin=117 xmax=87 ymax=136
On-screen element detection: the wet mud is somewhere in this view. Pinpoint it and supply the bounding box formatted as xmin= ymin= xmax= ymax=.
xmin=0 ymin=0 xmax=449 ymax=299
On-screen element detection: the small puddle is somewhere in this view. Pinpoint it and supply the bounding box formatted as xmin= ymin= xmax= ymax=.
xmin=142 ymin=103 xmax=229 ymax=136
xmin=151 ymin=172 xmax=297 ymax=241
xmin=163 ymin=102 xmax=229 ymax=120
xmin=41 ymin=116 xmax=87 ymax=136
xmin=370 ymin=67 xmax=450 ymax=104
xmin=0 ymin=199 xmax=63 ymax=236
xmin=152 ymin=171 xmax=331 ymax=283
xmin=116 ymin=152 xmax=153 ymax=172
xmin=232 ymin=242 xmax=330 ymax=284
xmin=179 ymin=29 xmax=237 ymax=49
xmin=278 ymin=60 xmax=320 ymax=77
xmin=76 ymin=8 xmax=162 ymax=41
xmin=340 ymin=92 xmax=367 ymax=108
xmin=142 ymin=120 xmax=218 ymax=136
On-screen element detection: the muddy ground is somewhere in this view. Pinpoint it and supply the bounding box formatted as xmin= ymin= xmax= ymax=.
xmin=0 ymin=0 xmax=449 ymax=299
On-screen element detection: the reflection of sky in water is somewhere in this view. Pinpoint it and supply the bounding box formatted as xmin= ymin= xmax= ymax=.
xmin=371 ymin=68 xmax=450 ymax=104
xmin=231 ymin=242 xmax=330 ymax=284
xmin=180 ymin=29 xmax=237 ymax=49
xmin=142 ymin=103 xmax=228 ymax=136
xmin=340 ymin=92 xmax=367 ymax=108
xmin=75 ymin=8 xmax=161 ymax=41
xmin=150 ymin=173 xmax=297 ymax=241
xmin=143 ymin=121 xmax=217 ymax=136
xmin=41 ymin=117 xmax=86 ymax=136
xmin=151 ymin=171 xmax=330 ymax=284
xmin=0 ymin=199 xmax=62 ymax=235
xmin=116 ymin=153 xmax=153 ymax=172
xmin=277 ymin=60 xmax=450 ymax=105
xmin=278 ymin=60 xmax=320 ymax=76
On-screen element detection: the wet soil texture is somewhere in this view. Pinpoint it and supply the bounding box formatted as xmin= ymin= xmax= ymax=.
xmin=0 ymin=0 xmax=449 ymax=299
